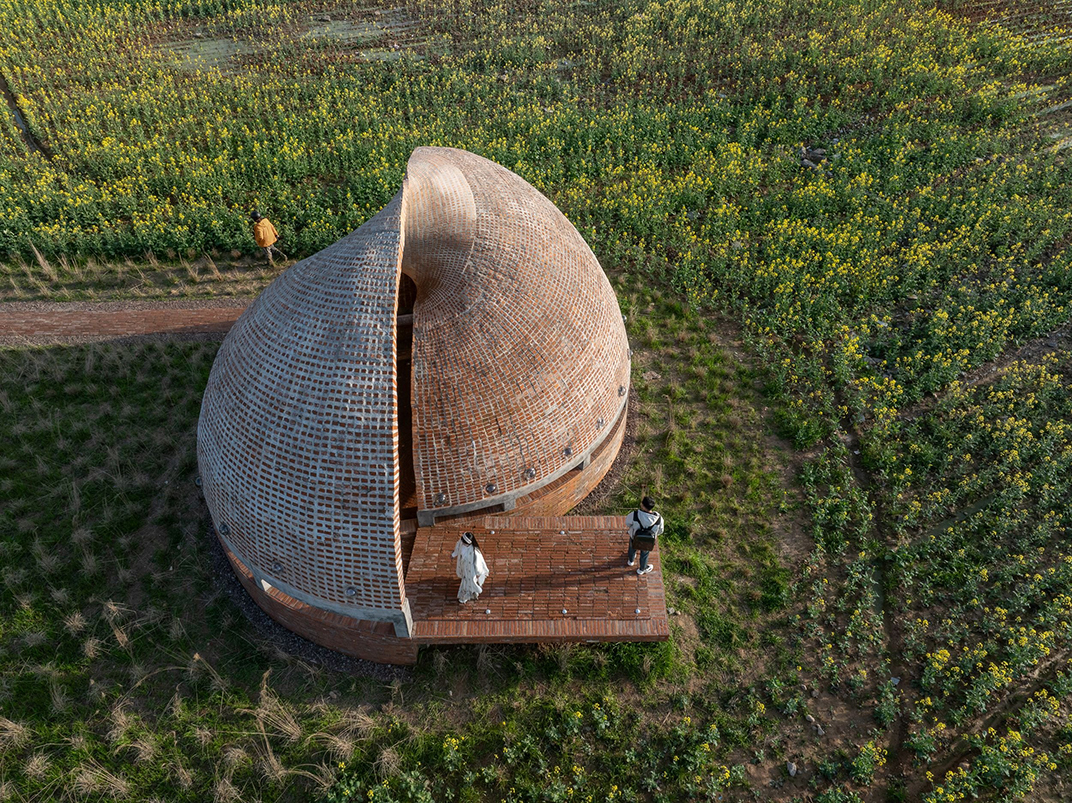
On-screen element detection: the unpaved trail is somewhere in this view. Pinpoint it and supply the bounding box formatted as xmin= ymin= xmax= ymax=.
xmin=0 ymin=298 xmax=250 ymax=344
xmin=0 ymin=70 xmax=51 ymax=158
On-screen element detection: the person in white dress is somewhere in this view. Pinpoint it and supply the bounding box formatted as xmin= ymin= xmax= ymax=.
xmin=451 ymin=531 xmax=490 ymax=604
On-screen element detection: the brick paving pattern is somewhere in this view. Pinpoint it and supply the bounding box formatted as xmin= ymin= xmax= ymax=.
xmin=407 ymin=516 xmax=668 ymax=643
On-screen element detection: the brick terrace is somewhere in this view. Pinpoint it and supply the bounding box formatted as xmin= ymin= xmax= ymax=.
xmin=406 ymin=516 xmax=669 ymax=644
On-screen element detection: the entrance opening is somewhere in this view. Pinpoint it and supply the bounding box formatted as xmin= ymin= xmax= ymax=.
xmin=397 ymin=272 xmax=417 ymax=317
xmin=397 ymin=274 xmax=418 ymax=571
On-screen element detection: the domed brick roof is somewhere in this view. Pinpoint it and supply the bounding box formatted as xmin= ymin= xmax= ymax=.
xmin=403 ymin=148 xmax=630 ymax=519
xmin=198 ymin=147 xmax=630 ymax=639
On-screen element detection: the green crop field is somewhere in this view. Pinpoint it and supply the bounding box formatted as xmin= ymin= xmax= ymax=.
xmin=2 ymin=0 xmax=1072 ymax=801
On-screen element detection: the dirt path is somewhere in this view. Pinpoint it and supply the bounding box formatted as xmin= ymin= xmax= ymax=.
xmin=0 ymin=70 xmax=52 ymax=158
xmin=0 ymin=298 xmax=250 ymax=344
xmin=897 ymin=323 xmax=1072 ymax=423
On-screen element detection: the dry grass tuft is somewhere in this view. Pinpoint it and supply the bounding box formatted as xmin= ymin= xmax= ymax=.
xmin=49 ymin=677 xmax=69 ymax=715
xmin=107 ymin=704 xmax=135 ymax=744
xmin=29 ymin=244 xmax=57 ymax=282
xmin=193 ymin=726 xmax=214 ymax=748
xmin=212 ymin=776 xmax=240 ymax=801
xmin=375 ymin=745 xmax=402 ymax=778
xmin=309 ymin=762 xmax=339 ymax=794
xmin=0 ymin=566 xmax=26 ymax=590
xmin=340 ymin=707 xmax=376 ymax=740
xmin=110 ymin=624 xmax=130 ymax=650
xmin=223 ymin=745 xmax=249 ymax=769
xmin=171 ymin=759 xmax=194 ymax=790
xmin=126 ymin=735 xmax=157 ymax=764
xmin=167 ymin=617 xmax=186 ymax=642
xmin=25 ymin=752 xmax=50 ymax=779
xmin=32 ymin=537 xmax=61 ymax=575
xmin=14 ymin=592 xmax=35 ymax=610
xmin=80 ymin=548 xmax=100 ymax=578
xmin=259 ymin=749 xmax=288 ymax=784
xmin=309 ymin=731 xmax=354 ymax=761
xmin=256 ymin=671 xmax=303 ymax=743
xmin=168 ymin=691 xmax=184 ymax=718
xmin=74 ymin=760 xmax=130 ymax=799
xmin=58 ymin=255 xmax=82 ymax=282
xmin=213 ymin=777 xmax=240 ymax=803
xmin=0 ymin=717 xmax=30 ymax=751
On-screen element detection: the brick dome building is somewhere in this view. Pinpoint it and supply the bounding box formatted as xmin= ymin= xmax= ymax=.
xmin=197 ymin=147 xmax=631 ymax=662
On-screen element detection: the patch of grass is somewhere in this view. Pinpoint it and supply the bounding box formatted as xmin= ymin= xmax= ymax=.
xmin=610 ymin=277 xmax=791 ymax=681
xmin=0 ymin=329 xmax=795 ymax=801
xmin=327 ymin=689 xmax=747 ymax=803
xmin=0 ymin=253 xmax=283 ymax=302
xmin=0 ymin=343 xmax=364 ymax=800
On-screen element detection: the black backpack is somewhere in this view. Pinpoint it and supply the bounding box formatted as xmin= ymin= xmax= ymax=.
xmin=631 ymin=511 xmax=661 ymax=551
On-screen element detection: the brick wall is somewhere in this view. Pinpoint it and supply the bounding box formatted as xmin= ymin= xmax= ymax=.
xmin=433 ymin=398 xmax=628 ymax=525
xmin=225 ymin=543 xmax=419 ymax=665
xmin=512 ymin=401 xmax=628 ymax=516
xmin=404 ymin=148 xmax=631 ymax=522
xmin=198 ymin=192 xmax=408 ymax=624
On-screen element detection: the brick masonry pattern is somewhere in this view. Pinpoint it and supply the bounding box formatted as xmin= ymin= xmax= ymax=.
xmin=196 ymin=147 xmax=634 ymax=660
xmin=403 ymin=148 xmax=631 ymax=516
xmin=198 ymin=193 xmax=408 ymax=620
xmin=407 ymin=516 xmax=668 ymax=644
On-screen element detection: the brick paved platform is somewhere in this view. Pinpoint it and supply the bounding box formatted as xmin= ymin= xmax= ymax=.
xmin=0 ymin=300 xmax=249 ymax=343
xmin=406 ymin=516 xmax=669 ymax=644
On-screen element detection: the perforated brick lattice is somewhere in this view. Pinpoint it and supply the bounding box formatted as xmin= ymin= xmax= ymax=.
xmin=199 ymin=194 xmax=407 ymax=626
xmin=198 ymin=147 xmax=630 ymax=646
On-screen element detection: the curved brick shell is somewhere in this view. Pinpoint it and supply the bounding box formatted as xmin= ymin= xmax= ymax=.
xmin=198 ymin=192 xmax=411 ymax=633
xmin=198 ymin=147 xmax=629 ymax=649
xmin=403 ymin=148 xmax=630 ymax=518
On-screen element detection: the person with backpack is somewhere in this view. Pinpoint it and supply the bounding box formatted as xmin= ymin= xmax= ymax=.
xmin=627 ymin=496 xmax=663 ymax=576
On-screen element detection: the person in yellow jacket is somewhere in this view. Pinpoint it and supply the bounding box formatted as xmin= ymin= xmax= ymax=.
xmin=250 ymin=211 xmax=287 ymax=265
